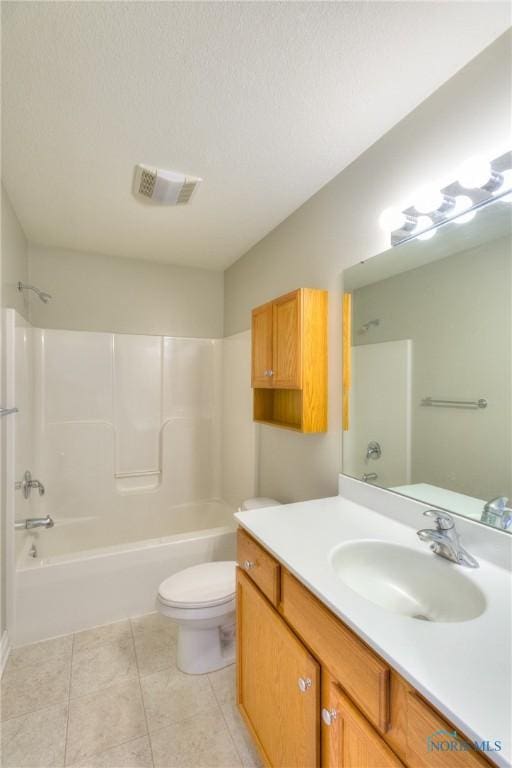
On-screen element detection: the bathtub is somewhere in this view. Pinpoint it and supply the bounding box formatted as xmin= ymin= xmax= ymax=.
xmin=14 ymin=499 xmax=236 ymax=646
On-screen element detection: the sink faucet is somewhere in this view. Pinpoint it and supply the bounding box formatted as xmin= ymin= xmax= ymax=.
xmin=417 ymin=510 xmax=478 ymax=568
xmin=482 ymin=497 xmax=512 ymax=530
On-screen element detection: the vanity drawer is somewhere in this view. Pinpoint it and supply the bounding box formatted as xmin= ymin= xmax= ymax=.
xmin=281 ymin=569 xmax=390 ymax=733
xmin=406 ymin=693 xmax=491 ymax=768
xmin=237 ymin=528 xmax=280 ymax=606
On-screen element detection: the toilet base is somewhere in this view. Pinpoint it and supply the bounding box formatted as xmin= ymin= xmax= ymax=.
xmin=176 ymin=621 xmax=236 ymax=675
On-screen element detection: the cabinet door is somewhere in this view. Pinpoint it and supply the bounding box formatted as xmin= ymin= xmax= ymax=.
xmin=406 ymin=693 xmax=490 ymax=768
xmin=272 ymin=289 xmax=302 ymax=389
xmin=252 ymin=302 xmax=274 ymax=388
xmin=237 ymin=569 xmax=320 ymax=768
xmin=322 ymin=680 xmax=404 ymax=768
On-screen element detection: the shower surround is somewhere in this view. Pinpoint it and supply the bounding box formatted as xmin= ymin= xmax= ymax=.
xmin=33 ymin=328 xmax=223 ymax=537
xmin=8 ymin=314 xmax=255 ymax=644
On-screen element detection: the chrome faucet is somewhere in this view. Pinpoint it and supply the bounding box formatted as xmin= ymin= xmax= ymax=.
xmin=365 ymin=441 xmax=381 ymax=461
xmin=14 ymin=515 xmax=54 ymax=530
xmin=417 ymin=510 xmax=478 ymax=568
xmin=482 ymin=497 xmax=512 ymax=530
xmin=16 ymin=470 xmax=45 ymax=499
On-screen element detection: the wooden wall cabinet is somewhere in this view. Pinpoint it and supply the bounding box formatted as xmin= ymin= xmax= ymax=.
xmin=237 ymin=528 xmax=492 ymax=768
xmin=251 ymin=288 xmax=327 ymax=432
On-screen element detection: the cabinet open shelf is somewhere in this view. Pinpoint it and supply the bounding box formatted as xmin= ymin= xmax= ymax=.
xmin=253 ymin=389 xmax=303 ymax=431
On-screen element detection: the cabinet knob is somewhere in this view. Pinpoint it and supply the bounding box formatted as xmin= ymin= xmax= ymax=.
xmin=321 ymin=708 xmax=338 ymax=726
xmin=243 ymin=560 xmax=255 ymax=570
xmin=297 ymin=677 xmax=312 ymax=693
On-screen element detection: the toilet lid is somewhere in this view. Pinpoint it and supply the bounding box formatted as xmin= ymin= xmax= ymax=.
xmin=158 ymin=561 xmax=236 ymax=608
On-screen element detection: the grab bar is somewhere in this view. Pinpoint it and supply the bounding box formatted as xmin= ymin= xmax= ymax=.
xmin=421 ymin=397 xmax=487 ymax=409
xmin=0 ymin=407 xmax=18 ymax=417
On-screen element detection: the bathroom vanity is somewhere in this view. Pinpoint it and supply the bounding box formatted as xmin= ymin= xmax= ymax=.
xmin=235 ymin=495 xmax=511 ymax=768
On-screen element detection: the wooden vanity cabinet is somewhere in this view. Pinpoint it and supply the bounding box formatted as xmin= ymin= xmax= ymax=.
xmin=405 ymin=693 xmax=491 ymax=768
xmin=237 ymin=569 xmax=320 ymax=768
xmin=322 ymin=675 xmax=405 ymax=768
xmin=237 ymin=529 xmax=495 ymax=768
xmin=281 ymin=569 xmax=390 ymax=734
xmin=251 ymin=288 xmax=327 ymax=432
xmin=237 ymin=527 xmax=280 ymax=606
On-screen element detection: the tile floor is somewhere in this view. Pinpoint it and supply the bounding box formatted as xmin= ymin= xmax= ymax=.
xmin=0 ymin=614 xmax=261 ymax=768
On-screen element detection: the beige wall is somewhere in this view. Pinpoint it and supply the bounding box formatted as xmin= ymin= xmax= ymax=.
xmin=28 ymin=244 xmax=224 ymax=338
xmin=1 ymin=185 xmax=30 ymax=321
xmin=221 ymin=331 xmax=257 ymax=509
xmin=223 ymin=31 xmax=512 ymax=503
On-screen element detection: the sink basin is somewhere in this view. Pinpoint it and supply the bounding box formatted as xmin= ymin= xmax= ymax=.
xmin=330 ymin=540 xmax=486 ymax=623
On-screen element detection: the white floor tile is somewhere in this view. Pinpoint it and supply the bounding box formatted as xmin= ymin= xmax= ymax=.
xmin=140 ymin=664 xmax=217 ymax=732
xmin=150 ymin=709 xmax=241 ymax=768
xmin=71 ymin=636 xmax=138 ymax=698
xmin=66 ymin=681 xmax=146 ymax=766
xmin=0 ymin=702 xmax=68 ymax=768
xmin=67 ymin=736 xmax=153 ymax=768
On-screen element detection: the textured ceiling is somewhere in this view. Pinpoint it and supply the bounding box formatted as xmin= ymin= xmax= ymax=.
xmin=2 ymin=2 xmax=510 ymax=269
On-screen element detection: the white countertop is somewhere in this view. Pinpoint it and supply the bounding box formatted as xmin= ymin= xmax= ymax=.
xmin=235 ymin=495 xmax=512 ymax=767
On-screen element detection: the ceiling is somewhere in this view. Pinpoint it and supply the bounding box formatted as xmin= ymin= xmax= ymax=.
xmin=2 ymin=2 xmax=510 ymax=270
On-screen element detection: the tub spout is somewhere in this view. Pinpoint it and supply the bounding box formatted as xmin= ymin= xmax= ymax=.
xmin=14 ymin=515 xmax=54 ymax=530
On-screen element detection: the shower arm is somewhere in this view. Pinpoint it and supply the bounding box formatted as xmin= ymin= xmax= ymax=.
xmin=17 ymin=282 xmax=52 ymax=303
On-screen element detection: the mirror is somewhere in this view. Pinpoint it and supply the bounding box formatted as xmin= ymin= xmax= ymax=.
xmin=342 ymin=198 xmax=512 ymax=532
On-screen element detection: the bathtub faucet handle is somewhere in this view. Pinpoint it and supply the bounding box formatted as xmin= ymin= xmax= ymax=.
xmin=16 ymin=470 xmax=45 ymax=499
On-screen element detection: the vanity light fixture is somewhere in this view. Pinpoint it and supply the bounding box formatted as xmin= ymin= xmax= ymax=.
xmin=414 ymin=216 xmax=436 ymax=240
xmin=380 ymin=149 xmax=512 ymax=246
xmin=457 ymin=156 xmax=500 ymax=191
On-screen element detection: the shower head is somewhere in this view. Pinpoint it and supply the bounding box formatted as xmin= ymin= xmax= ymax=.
xmin=358 ymin=318 xmax=380 ymax=334
xmin=17 ymin=282 xmax=52 ymax=304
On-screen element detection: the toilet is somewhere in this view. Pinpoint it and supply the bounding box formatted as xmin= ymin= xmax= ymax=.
xmin=157 ymin=497 xmax=281 ymax=674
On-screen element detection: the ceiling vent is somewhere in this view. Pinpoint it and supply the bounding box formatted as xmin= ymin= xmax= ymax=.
xmin=133 ymin=164 xmax=202 ymax=205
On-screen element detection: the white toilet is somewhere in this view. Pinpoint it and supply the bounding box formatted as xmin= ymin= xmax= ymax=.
xmin=157 ymin=497 xmax=281 ymax=674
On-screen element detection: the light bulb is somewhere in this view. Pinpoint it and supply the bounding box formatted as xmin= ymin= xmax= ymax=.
xmin=458 ymin=155 xmax=492 ymax=189
xmin=451 ymin=195 xmax=473 ymax=215
xmin=417 ymin=229 xmax=436 ymax=241
xmin=413 ymin=215 xmax=436 ymax=240
xmin=450 ymin=195 xmax=475 ymax=224
xmin=493 ymin=169 xmax=512 ymax=196
xmin=417 ymin=229 xmax=437 ymax=240
xmin=413 ymin=215 xmax=433 ymax=234
xmin=414 ymin=186 xmax=444 ymax=214
xmin=379 ymin=207 xmax=406 ymax=231
xmin=454 ymin=209 xmax=476 ymax=224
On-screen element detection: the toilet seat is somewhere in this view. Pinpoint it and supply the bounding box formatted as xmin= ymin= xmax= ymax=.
xmin=158 ymin=561 xmax=236 ymax=609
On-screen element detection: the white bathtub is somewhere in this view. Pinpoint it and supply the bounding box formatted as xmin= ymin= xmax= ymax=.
xmin=14 ymin=499 xmax=236 ymax=646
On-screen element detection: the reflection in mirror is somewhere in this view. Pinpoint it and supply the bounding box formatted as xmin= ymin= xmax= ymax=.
xmin=342 ymin=198 xmax=512 ymax=533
